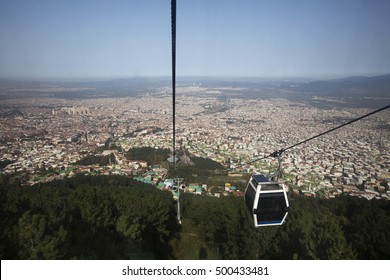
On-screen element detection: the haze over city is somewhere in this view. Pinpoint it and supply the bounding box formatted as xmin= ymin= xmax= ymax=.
xmin=1 ymin=0 xmax=390 ymax=80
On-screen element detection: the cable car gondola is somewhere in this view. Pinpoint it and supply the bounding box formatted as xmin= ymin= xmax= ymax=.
xmin=244 ymin=174 xmax=289 ymax=227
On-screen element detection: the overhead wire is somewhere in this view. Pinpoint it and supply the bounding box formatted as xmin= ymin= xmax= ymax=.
xmin=171 ymin=0 xmax=177 ymax=177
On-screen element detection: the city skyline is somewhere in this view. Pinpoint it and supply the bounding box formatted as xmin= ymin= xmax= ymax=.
xmin=1 ymin=0 xmax=390 ymax=80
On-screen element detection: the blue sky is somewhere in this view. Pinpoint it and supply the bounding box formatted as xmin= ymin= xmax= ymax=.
xmin=0 ymin=0 xmax=390 ymax=79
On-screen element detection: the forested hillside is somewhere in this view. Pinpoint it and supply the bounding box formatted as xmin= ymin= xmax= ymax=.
xmin=0 ymin=174 xmax=177 ymax=259
xmin=0 ymin=174 xmax=389 ymax=259
xmin=179 ymin=194 xmax=390 ymax=259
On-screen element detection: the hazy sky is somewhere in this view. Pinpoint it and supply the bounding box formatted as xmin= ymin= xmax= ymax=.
xmin=1 ymin=0 xmax=390 ymax=79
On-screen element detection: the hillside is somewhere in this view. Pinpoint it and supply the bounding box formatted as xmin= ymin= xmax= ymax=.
xmin=1 ymin=174 xmax=389 ymax=260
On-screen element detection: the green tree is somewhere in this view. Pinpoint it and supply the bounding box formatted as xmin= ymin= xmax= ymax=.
xmin=17 ymin=211 xmax=67 ymax=259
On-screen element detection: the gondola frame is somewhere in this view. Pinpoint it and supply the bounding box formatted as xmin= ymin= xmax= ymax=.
xmin=245 ymin=174 xmax=289 ymax=227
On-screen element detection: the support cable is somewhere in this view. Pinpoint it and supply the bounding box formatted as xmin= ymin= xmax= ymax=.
xmin=171 ymin=0 xmax=181 ymax=224
xmin=171 ymin=0 xmax=177 ymax=177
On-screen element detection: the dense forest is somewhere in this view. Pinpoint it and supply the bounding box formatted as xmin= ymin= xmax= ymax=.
xmin=124 ymin=147 xmax=230 ymax=185
xmin=179 ymin=193 xmax=390 ymax=259
xmin=125 ymin=147 xmax=171 ymax=166
xmin=74 ymin=153 xmax=116 ymax=166
xmin=0 ymin=174 xmax=177 ymax=259
xmin=168 ymin=156 xmax=228 ymax=183
xmin=0 ymin=174 xmax=389 ymax=260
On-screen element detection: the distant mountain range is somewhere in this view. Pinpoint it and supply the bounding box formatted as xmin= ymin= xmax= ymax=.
xmin=193 ymin=74 xmax=390 ymax=108
xmin=1 ymin=74 xmax=389 ymax=108
xmin=287 ymin=74 xmax=390 ymax=96
xmin=276 ymin=74 xmax=390 ymax=108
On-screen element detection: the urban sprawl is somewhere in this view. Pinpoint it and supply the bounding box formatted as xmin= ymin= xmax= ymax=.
xmin=1 ymin=86 xmax=389 ymax=200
